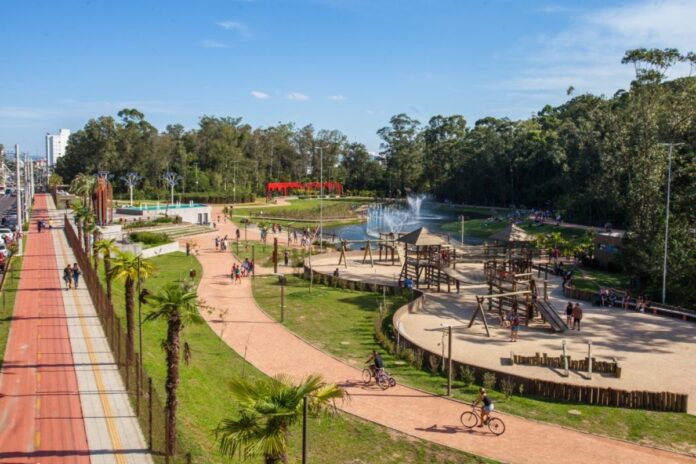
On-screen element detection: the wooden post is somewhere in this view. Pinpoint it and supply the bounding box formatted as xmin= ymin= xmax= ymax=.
xmin=543 ymin=280 xmax=548 ymax=301
xmin=280 ymin=279 xmax=285 ymax=323
xmin=447 ymin=326 xmax=453 ymax=396
xmin=588 ymin=341 xmax=593 ymax=379
xmin=562 ymin=340 xmax=569 ymax=377
xmin=251 ymin=245 xmax=255 ymax=278
xmin=148 ymin=377 xmax=153 ymax=450
xmin=273 ymin=238 xmax=278 ymax=273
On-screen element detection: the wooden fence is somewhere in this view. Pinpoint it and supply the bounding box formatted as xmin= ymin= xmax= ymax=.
xmin=511 ymin=353 xmax=620 ymax=377
xmin=64 ymin=215 xmax=193 ymax=463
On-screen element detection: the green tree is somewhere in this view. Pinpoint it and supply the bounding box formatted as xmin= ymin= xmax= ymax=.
xmin=378 ymin=114 xmax=422 ymax=194
xmin=94 ymin=239 xmax=118 ymax=304
xmin=144 ymin=282 xmax=204 ymax=458
xmin=216 ymin=374 xmax=344 ymax=464
xmin=109 ymin=252 xmax=155 ymax=363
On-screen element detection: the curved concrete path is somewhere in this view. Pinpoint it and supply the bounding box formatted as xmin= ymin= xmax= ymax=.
xmin=192 ymin=231 xmax=695 ymax=463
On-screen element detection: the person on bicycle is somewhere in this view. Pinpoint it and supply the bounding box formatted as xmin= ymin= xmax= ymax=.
xmin=473 ymin=388 xmax=494 ymax=427
xmin=366 ymin=350 xmax=384 ymax=377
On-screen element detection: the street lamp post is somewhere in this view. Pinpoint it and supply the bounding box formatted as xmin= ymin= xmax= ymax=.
xmin=314 ymin=146 xmax=324 ymax=252
xmin=121 ymin=172 xmax=142 ymax=206
xmin=162 ymin=171 xmax=183 ymax=205
xmin=459 ymin=215 xmax=466 ymax=245
xmin=658 ymin=142 xmax=685 ymax=304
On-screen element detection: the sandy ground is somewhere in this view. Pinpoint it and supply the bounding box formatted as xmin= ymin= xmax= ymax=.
xmin=310 ymin=253 xmax=696 ymax=414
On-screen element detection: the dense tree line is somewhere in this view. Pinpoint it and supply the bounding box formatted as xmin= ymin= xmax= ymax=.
xmin=57 ymin=48 xmax=696 ymax=304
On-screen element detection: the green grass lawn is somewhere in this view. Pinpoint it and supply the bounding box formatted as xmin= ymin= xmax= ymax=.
xmin=253 ymin=275 xmax=696 ymax=454
xmin=442 ymin=217 xmax=588 ymax=244
xmin=0 ymin=250 xmax=25 ymax=368
xmin=100 ymin=252 xmax=491 ymax=464
xmin=233 ymin=199 xmax=366 ymax=228
xmin=572 ymin=267 xmax=631 ymax=292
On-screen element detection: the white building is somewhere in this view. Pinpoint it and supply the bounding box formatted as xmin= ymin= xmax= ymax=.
xmin=45 ymin=128 xmax=71 ymax=166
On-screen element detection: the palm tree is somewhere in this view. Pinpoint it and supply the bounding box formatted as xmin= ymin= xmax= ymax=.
xmin=69 ymin=172 xmax=96 ymax=208
xmin=94 ymin=238 xmax=118 ymax=303
xmin=71 ymin=200 xmax=90 ymax=245
xmin=109 ymin=251 xmax=155 ymax=363
xmin=144 ymin=282 xmax=203 ymax=458
xmin=216 ymin=374 xmax=344 ymax=464
xmin=82 ymin=214 xmax=97 ymax=255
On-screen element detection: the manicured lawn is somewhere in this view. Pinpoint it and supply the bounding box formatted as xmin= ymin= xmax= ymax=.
xmin=573 ymin=267 xmax=630 ymax=292
xmin=442 ymin=217 xmax=588 ymax=244
xmin=233 ymin=198 xmax=367 ymax=227
xmin=100 ymin=252 xmax=491 ymax=463
xmin=0 ymin=250 xmax=24 ymax=368
xmin=253 ymin=275 xmax=696 ymax=454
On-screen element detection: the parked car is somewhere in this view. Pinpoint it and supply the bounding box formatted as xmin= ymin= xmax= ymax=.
xmin=0 ymin=228 xmax=13 ymax=241
xmin=0 ymin=243 xmax=9 ymax=258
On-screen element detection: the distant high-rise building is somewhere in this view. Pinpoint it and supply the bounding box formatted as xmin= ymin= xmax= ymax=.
xmin=45 ymin=128 xmax=71 ymax=166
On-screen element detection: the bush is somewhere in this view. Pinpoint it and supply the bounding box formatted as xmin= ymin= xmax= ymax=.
xmin=483 ymin=372 xmax=497 ymax=391
xmin=458 ymin=366 xmax=475 ymax=386
xmin=128 ymin=231 xmax=170 ymax=246
xmin=500 ymin=377 xmax=516 ymax=399
xmin=428 ymin=354 xmax=441 ymax=374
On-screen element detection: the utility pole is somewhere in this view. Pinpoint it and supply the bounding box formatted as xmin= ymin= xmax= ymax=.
xmin=314 ymin=146 xmax=324 ymax=252
xmin=658 ymin=142 xmax=685 ymax=304
xmin=15 ymin=144 xmax=22 ymax=256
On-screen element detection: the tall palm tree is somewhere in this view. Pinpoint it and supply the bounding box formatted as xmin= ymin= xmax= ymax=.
xmin=69 ymin=172 xmax=96 ymax=208
xmin=109 ymin=251 xmax=155 ymax=363
xmin=94 ymin=238 xmax=118 ymax=303
xmin=82 ymin=214 xmax=97 ymax=255
xmin=144 ymin=282 xmax=203 ymax=458
xmin=216 ymin=374 xmax=344 ymax=464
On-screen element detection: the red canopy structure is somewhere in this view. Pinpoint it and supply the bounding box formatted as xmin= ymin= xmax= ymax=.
xmin=265 ymin=181 xmax=343 ymax=197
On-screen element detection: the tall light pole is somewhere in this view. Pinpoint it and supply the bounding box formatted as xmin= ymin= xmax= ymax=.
xmin=121 ymin=172 xmax=142 ymax=206
xmin=459 ymin=215 xmax=465 ymax=245
xmin=162 ymin=171 xmax=183 ymax=205
xmin=658 ymin=142 xmax=685 ymax=304
xmin=314 ymin=146 xmax=324 ymax=252
xmin=231 ymin=159 xmax=241 ymax=204
xmin=15 ymin=144 xmax=22 ymax=256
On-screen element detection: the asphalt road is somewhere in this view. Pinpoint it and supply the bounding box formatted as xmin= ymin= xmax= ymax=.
xmin=0 ymin=194 xmax=18 ymax=227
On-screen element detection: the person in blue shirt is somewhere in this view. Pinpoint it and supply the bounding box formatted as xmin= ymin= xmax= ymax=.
xmin=366 ymin=350 xmax=384 ymax=377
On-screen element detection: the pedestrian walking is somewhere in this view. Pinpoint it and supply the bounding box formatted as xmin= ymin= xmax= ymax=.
xmin=48 ymin=218 xmax=54 ymax=230
xmin=572 ymin=303 xmax=583 ymax=331
xmin=63 ymin=265 xmax=73 ymax=290
xmin=37 ymin=220 xmax=43 ymax=233
xmin=284 ymin=249 xmax=289 ymax=266
xmin=510 ymin=310 xmax=520 ymax=342
xmin=565 ymin=302 xmax=573 ymax=327
xmin=72 ymin=263 xmax=81 ymax=289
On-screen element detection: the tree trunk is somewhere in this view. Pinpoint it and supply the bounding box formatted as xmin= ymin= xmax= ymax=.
xmin=77 ymin=219 xmax=83 ymax=246
xmin=104 ymin=256 xmax=113 ymax=304
xmin=165 ymin=313 xmax=182 ymax=458
xmin=125 ymin=276 xmax=135 ymax=363
xmin=92 ymin=231 xmax=100 ymax=269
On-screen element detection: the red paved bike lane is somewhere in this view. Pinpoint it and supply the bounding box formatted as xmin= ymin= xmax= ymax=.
xmin=0 ymin=195 xmax=90 ymax=463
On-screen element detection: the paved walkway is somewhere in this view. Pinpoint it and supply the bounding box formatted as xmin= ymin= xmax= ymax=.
xmin=0 ymin=195 xmax=151 ymax=464
xmin=192 ymin=215 xmax=695 ymax=464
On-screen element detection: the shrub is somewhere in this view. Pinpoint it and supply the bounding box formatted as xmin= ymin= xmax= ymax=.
xmin=128 ymin=231 xmax=170 ymax=246
xmin=413 ymin=349 xmax=424 ymax=370
xmin=500 ymin=377 xmax=516 ymax=399
xmin=428 ymin=354 xmax=441 ymax=374
xmin=458 ymin=366 xmax=475 ymax=386
xmin=483 ymin=372 xmax=497 ymax=391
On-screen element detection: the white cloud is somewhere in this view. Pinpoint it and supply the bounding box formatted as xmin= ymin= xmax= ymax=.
xmin=286 ymin=92 xmax=309 ymax=101
xmin=328 ymin=95 xmax=347 ymax=101
xmin=251 ymin=91 xmax=270 ymax=100
xmin=217 ymin=20 xmax=252 ymax=38
xmin=504 ymin=0 xmax=696 ymax=104
xmin=200 ymin=40 xmax=230 ymax=49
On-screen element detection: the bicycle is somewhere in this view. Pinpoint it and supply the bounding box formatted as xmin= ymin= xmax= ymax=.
xmin=361 ymin=366 xmax=397 ymax=390
xmin=460 ymin=406 xmax=506 ymax=436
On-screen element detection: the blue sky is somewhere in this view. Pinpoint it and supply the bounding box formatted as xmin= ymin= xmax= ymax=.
xmin=1 ymin=0 xmax=694 ymax=155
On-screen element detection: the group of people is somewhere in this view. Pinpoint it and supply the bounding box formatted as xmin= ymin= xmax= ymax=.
xmin=598 ymin=289 xmax=651 ymax=313
xmin=565 ymin=302 xmax=583 ymax=330
xmin=62 ymin=263 xmax=82 ymax=290
xmin=36 ymin=218 xmax=54 ymax=233
xmin=230 ymin=258 xmax=254 ymax=283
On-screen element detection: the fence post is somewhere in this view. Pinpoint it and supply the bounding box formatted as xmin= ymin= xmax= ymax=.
xmin=562 ymin=340 xmax=569 ymax=377
xmin=587 ymin=341 xmax=593 ymax=379
xmin=447 ymin=326 xmax=453 ymax=396
xmin=148 ymin=377 xmax=153 ymax=450
xmin=136 ymin=356 xmax=141 ymax=416
xmin=116 ymin=322 xmax=121 ymax=367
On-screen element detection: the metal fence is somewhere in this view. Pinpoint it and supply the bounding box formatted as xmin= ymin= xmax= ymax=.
xmin=64 ymin=214 xmax=192 ymax=463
